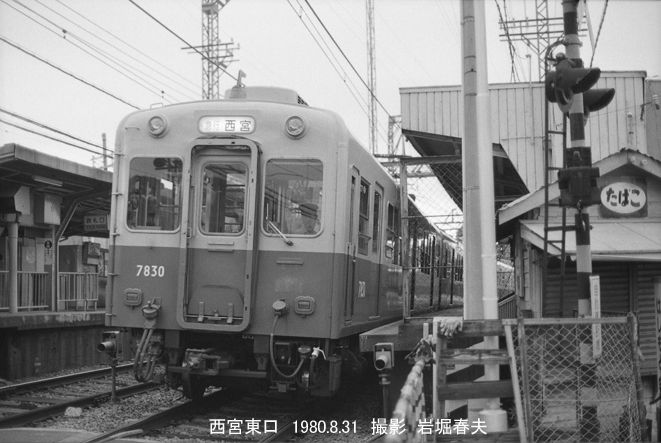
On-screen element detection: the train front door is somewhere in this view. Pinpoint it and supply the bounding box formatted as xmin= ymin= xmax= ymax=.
xmin=180 ymin=142 xmax=259 ymax=332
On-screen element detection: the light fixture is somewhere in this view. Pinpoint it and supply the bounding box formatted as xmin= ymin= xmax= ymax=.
xmin=33 ymin=175 xmax=63 ymax=187
xmin=148 ymin=115 xmax=168 ymax=137
xmin=285 ymin=116 xmax=306 ymax=139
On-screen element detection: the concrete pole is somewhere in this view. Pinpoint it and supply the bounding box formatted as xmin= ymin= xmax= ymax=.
xmin=8 ymin=221 xmax=18 ymax=313
xmin=461 ymin=0 xmax=501 ymax=424
xmin=461 ymin=0 xmax=498 ymax=321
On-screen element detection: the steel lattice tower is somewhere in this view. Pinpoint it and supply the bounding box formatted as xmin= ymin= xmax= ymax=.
xmin=201 ymin=0 xmax=237 ymax=100
xmin=497 ymin=0 xmax=586 ymax=81
xmin=366 ymin=0 xmax=377 ymax=154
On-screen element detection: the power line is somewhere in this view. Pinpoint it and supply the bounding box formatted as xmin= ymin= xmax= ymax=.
xmin=286 ymin=0 xmax=369 ymax=115
xmin=0 ymin=35 xmax=140 ymax=109
xmin=302 ymin=0 xmax=393 ymax=118
xmin=0 ymin=118 xmax=108 ymax=158
xmin=8 ymin=0 xmax=179 ymax=102
xmin=589 ymin=0 xmax=609 ymax=68
xmin=54 ymin=0 xmax=200 ymax=96
xmin=33 ymin=0 xmax=198 ymax=100
xmin=0 ymin=107 xmax=111 ymax=154
xmin=127 ymin=0 xmax=238 ymax=83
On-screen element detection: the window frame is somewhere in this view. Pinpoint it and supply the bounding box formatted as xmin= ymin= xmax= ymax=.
xmin=198 ymin=161 xmax=248 ymax=236
xmin=125 ymin=155 xmax=184 ymax=233
xmin=261 ymin=157 xmax=325 ymax=238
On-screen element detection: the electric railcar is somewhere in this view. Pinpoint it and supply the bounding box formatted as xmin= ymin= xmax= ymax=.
xmin=106 ymin=85 xmax=458 ymax=399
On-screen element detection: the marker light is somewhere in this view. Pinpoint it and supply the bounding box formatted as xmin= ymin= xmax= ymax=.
xmin=285 ymin=116 xmax=306 ymax=138
xmin=148 ymin=115 xmax=168 ymax=137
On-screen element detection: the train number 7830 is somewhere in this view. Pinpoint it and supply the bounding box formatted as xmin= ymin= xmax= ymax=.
xmin=136 ymin=265 xmax=166 ymax=278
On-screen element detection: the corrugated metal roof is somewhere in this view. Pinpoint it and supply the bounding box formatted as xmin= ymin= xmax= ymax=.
xmin=521 ymin=220 xmax=661 ymax=261
xmin=400 ymin=71 xmax=649 ymax=193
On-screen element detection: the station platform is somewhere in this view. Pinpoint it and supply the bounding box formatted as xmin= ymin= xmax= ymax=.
xmin=0 ymin=311 xmax=108 ymax=380
xmin=0 ymin=310 xmax=105 ymax=330
xmin=359 ymin=305 xmax=463 ymax=353
xmin=0 ymin=428 xmax=150 ymax=443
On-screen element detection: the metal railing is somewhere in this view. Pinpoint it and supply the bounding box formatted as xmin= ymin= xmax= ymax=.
xmin=58 ymin=272 xmax=99 ymax=311
xmin=498 ymin=292 xmax=518 ymax=319
xmin=0 ymin=271 xmax=51 ymax=311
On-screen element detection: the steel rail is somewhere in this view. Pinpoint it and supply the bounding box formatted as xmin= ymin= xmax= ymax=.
xmin=0 ymin=381 xmax=157 ymax=428
xmin=79 ymin=390 xmax=227 ymax=443
xmin=0 ymin=363 xmax=133 ymax=397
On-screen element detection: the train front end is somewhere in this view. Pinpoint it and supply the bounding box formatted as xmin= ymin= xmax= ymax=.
xmin=106 ymin=86 xmax=353 ymax=399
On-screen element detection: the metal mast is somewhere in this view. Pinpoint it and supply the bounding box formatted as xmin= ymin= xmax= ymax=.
xmin=498 ymin=0 xmax=584 ymax=81
xmin=366 ymin=0 xmax=377 ymax=154
xmin=201 ymin=0 xmax=237 ymax=100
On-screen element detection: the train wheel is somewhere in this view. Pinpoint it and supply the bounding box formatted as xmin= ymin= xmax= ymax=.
xmin=182 ymin=373 xmax=206 ymax=401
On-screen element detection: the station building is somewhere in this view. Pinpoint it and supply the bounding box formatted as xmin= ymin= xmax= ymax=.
xmin=0 ymin=143 xmax=111 ymax=379
xmin=399 ymin=72 xmax=661 ymax=379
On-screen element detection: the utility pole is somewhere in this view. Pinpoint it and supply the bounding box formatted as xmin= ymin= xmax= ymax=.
xmin=366 ymin=0 xmax=377 ymax=155
xmin=461 ymin=0 xmax=501 ymax=422
xmin=102 ymin=133 xmax=108 ymax=171
xmin=200 ymin=0 xmax=237 ymax=100
xmin=545 ymin=0 xmax=614 ymax=440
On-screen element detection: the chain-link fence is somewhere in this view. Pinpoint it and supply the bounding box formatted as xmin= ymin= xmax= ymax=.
xmin=506 ymin=316 xmax=645 ymax=442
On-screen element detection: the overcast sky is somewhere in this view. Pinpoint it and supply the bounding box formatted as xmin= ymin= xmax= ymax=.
xmin=0 ymin=0 xmax=659 ymax=169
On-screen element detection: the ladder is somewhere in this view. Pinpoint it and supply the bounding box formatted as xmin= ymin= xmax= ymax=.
xmin=434 ymin=318 xmax=526 ymax=442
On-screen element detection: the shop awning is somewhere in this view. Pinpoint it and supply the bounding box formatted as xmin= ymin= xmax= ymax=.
xmin=521 ymin=220 xmax=661 ymax=262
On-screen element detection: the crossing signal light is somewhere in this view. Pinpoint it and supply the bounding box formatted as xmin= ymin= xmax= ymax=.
xmin=546 ymin=55 xmax=613 ymax=115
xmin=582 ymin=88 xmax=616 ymax=118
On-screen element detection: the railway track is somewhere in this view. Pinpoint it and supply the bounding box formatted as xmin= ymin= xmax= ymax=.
xmin=0 ymin=364 xmax=157 ymax=428
xmin=82 ymin=388 xmax=310 ymax=442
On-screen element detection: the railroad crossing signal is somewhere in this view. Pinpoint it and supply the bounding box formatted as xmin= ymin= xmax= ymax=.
xmin=545 ymin=54 xmax=615 ymax=117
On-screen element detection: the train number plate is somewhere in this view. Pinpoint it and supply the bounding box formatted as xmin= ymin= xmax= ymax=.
xmin=136 ymin=265 xmax=165 ymax=278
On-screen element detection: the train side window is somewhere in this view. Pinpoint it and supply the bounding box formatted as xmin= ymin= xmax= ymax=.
xmin=386 ymin=203 xmax=400 ymax=264
xmin=372 ymin=190 xmax=382 ymax=254
xmin=263 ymin=159 xmax=323 ymax=236
xmin=200 ymin=163 xmax=246 ymax=234
xmin=126 ymin=157 xmax=182 ymax=231
xmin=358 ymin=179 xmax=370 ymax=255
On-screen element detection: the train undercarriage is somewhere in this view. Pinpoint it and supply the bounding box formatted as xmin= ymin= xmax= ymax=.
xmin=126 ymin=327 xmax=368 ymax=401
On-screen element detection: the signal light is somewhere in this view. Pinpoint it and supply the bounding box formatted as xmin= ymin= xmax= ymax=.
xmin=582 ymin=88 xmax=616 ymax=118
xmin=546 ymin=55 xmax=603 ymax=113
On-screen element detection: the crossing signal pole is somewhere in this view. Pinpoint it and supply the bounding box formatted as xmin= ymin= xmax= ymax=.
xmin=545 ymin=1 xmax=614 ymax=440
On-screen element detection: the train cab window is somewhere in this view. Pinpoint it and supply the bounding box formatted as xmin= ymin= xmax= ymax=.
xmin=386 ymin=203 xmax=401 ymax=264
xmin=263 ymin=159 xmax=323 ymax=236
xmin=126 ymin=157 xmax=182 ymax=231
xmin=358 ymin=180 xmax=370 ymax=255
xmin=200 ymin=163 xmax=247 ymax=234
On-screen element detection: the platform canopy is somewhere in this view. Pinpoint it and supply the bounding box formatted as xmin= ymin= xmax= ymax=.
xmin=0 ymin=143 xmax=112 ymax=237
xmin=402 ymin=130 xmax=529 ymax=210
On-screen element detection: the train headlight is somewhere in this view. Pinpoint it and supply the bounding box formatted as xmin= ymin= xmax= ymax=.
xmin=285 ymin=116 xmax=306 ymax=139
xmin=148 ymin=115 xmax=168 ymax=137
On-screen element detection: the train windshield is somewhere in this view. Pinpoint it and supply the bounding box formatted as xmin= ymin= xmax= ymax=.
xmin=263 ymin=159 xmax=323 ymax=236
xmin=126 ymin=157 xmax=182 ymax=231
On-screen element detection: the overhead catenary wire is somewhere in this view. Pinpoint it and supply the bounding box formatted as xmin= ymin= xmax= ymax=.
xmin=127 ymin=0 xmax=238 ymax=84
xmin=31 ymin=0 xmax=198 ymax=101
xmin=0 ymin=35 xmax=140 ymax=109
xmin=53 ymin=0 xmax=200 ymax=96
xmin=7 ymin=0 xmax=182 ymax=103
xmin=0 ymin=107 xmax=111 ymax=153
xmin=302 ymin=0 xmax=393 ymax=119
xmin=589 ymin=0 xmax=609 ymax=68
xmin=0 ymin=118 xmax=108 ymax=158
xmin=285 ymin=0 xmax=370 ymax=117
